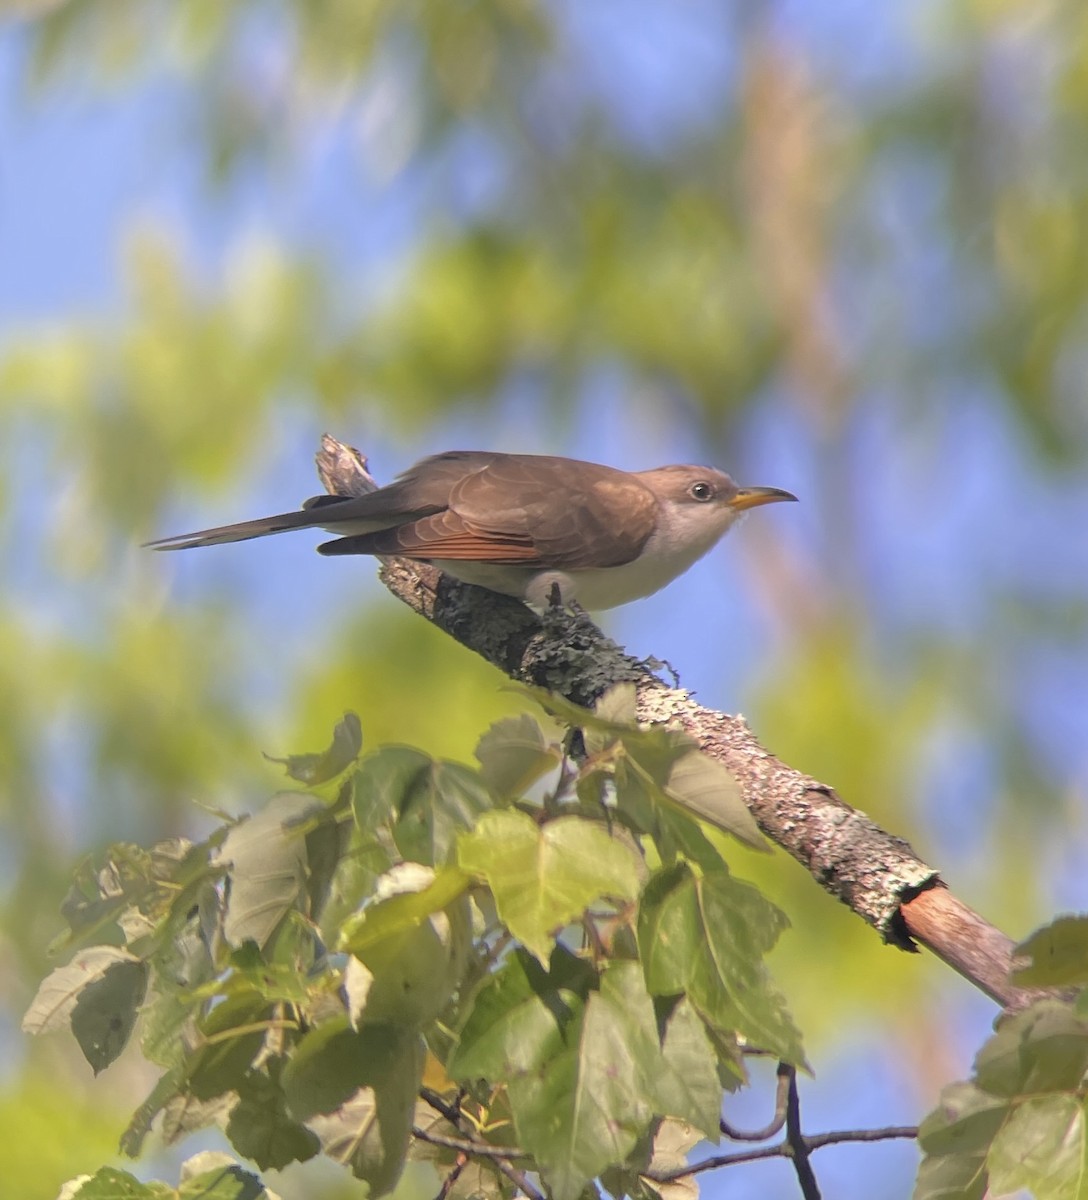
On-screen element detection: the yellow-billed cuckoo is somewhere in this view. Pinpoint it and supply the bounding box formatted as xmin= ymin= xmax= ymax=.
xmin=148 ymin=451 xmax=796 ymax=610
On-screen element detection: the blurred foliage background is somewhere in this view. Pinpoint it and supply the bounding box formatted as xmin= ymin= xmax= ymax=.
xmin=1 ymin=1 xmax=1087 ymax=1197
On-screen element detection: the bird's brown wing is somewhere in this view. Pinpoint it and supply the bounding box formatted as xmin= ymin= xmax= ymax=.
xmin=319 ymin=454 xmax=659 ymax=568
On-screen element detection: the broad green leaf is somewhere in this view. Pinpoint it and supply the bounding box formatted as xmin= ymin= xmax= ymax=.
xmin=355 ymin=746 xmax=494 ymax=863
xmin=1014 ymin=916 xmax=1088 ymax=987
xmin=318 ymin=825 xmax=393 ymax=942
xmin=178 ymin=1150 xmax=281 ymax=1198
xmin=974 ymin=1002 xmax=1088 ymax=1097
xmin=304 ymin=815 xmax=349 ymax=926
xmin=638 ymin=863 xmax=804 ymax=1067
xmin=282 ymin=1017 xmax=423 ymax=1122
xmin=339 ymin=866 xmax=471 ymax=954
xmin=987 ymin=1094 xmax=1088 ymax=1200
xmin=70 ymin=955 xmax=148 ymax=1074
xmin=22 ymin=945 xmax=145 ymax=1072
xmin=215 ymin=793 xmax=324 ymax=949
xmin=593 ymin=682 xmax=638 ymax=728
xmin=639 ymin=1119 xmax=704 ymax=1200
xmin=282 ymin=1016 xmax=366 ymax=1120
xmin=605 ymin=760 xmax=731 ymax=874
xmin=161 ymin=1090 xmax=236 ymax=1148
xmin=55 ymin=845 xmax=158 ymax=950
xmin=508 ymin=963 xmax=657 ymax=1200
xmin=458 ymin=810 xmax=642 ymax=963
xmin=266 ymin=711 xmax=363 ymax=785
xmin=452 ymin=953 xmax=699 ymax=1200
xmin=188 ymin=992 xmax=272 ymax=1101
xmin=475 ymin=712 xmax=562 ymax=797
xmin=599 ymin=963 xmax=721 ymax=1138
xmin=58 ymin=1167 xmax=171 ymax=1198
xmin=655 ymin=748 xmax=764 ymax=850
xmin=622 ymin=736 xmax=763 ymax=851
xmin=338 ymin=866 xmax=472 ymax=1027
xmin=308 ymin=1074 xmax=423 ymax=1196
xmin=449 ymin=947 xmax=597 ymax=1080
xmin=917 ymin=1081 xmax=1010 ymax=1158
xmin=656 ymin=996 xmax=724 ymax=1137
xmin=512 ymin=685 xmax=635 ymax=737
xmin=120 ymin=1067 xmax=187 ymax=1157
xmin=226 ymin=1070 xmax=321 ymax=1172
xmin=912 ymin=1151 xmax=989 ymax=1200
xmin=286 ymin=1020 xmax=424 ymax=1194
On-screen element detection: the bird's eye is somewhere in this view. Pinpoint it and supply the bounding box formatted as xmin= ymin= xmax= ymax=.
xmin=689 ymin=480 xmax=714 ymax=502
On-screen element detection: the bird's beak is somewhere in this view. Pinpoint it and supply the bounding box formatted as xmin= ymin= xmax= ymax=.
xmin=728 ymin=486 xmax=798 ymax=511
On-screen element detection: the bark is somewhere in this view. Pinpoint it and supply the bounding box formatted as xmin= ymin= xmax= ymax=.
xmin=316 ymin=435 xmax=1036 ymax=1010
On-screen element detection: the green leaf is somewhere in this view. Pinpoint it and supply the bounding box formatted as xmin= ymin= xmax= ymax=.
xmin=508 ymin=961 xmax=670 ymax=1200
xmin=215 ymin=793 xmax=324 ymax=949
xmin=70 ymin=955 xmax=148 ymax=1074
xmin=226 ymin=1070 xmax=321 ymax=1171
xmin=285 ymin=1020 xmax=424 ymax=1195
xmin=520 ymin=685 xmax=761 ymax=848
xmin=458 ymin=810 xmax=642 ymax=963
xmin=339 ymin=866 xmax=471 ymax=954
xmin=266 ymin=711 xmax=363 ymax=785
xmin=178 ymin=1150 xmax=279 ymax=1198
xmin=55 ymin=845 xmax=158 ymax=950
xmin=451 ymin=953 xmax=705 ymax=1200
xmin=355 ymin=746 xmax=494 ymax=864
xmin=58 ymin=1166 xmax=172 ymax=1198
xmin=638 ymin=863 xmax=804 ymax=1067
xmin=304 ymin=815 xmax=349 ymax=926
xmin=512 ymin=685 xmax=634 ymax=738
xmin=654 ymin=748 xmax=764 ymax=851
xmin=597 ymin=963 xmax=721 ymax=1139
xmin=449 ymin=947 xmax=597 ymax=1081
xmin=912 ymin=1151 xmax=989 ymax=1200
xmin=307 ymin=1068 xmax=423 ymax=1196
xmin=622 ymin=736 xmax=763 ymax=851
xmin=987 ymin=1094 xmax=1088 ymax=1200
xmin=188 ymin=992 xmax=272 ymax=1101
xmin=475 ymin=713 xmax=562 ymax=797
xmin=318 ymin=825 xmax=393 ymax=943
xmin=1014 ymin=916 xmax=1088 ymax=987
xmin=917 ymin=1081 xmax=1010 ymax=1158
xmin=593 ymin=683 xmax=638 ymax=728
xmin=604 ymin=760 xmax=730 ymax=875
xmin=656 ymin=996 xmax=724 ymax=1137
xmin=338 ymin=865 xmax=472 ymax=1027
xmin=161 ymin=1090 xmax=237 ymax=1148
xmin=22 ymin=945 xmax=146 ymax=1075
xmin=120 ymin=1067 xmax=187 ymax=1157
xmin=974 ymin=1002 xmax=1088 ymax=1097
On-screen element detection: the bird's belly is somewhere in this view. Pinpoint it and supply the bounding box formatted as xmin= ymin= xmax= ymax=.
xmin=432 ymin=555 xmax=691 ymax=611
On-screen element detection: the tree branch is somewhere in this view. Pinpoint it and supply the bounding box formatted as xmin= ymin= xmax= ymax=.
xmin=648 ymin=1125 xmax=920 ymax=1181
xmin=315 ymin=436 xmax=1038 ymax=1010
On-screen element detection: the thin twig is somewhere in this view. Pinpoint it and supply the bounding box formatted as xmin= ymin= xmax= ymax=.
xmin=418 ymin=1087 xmax=543 ymax=1200
xmin=783 ymin=1066 xmax=821 ymax=1200
xmin=435 ymin=1152 xmax=469 ymax=1200
xmin=805 ymin=1126 xmax=919 ymax=1150
xmin=648 ymin=1125 xmax=919 ymax=1182
xmin=413 ymin=1126 xmax=531 ymax=1160
xmin=720 ymin=1061 xmax=790 ymax=1142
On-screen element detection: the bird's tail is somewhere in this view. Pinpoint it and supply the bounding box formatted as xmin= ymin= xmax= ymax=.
xmin=145 ymin=495 xmax=352 ymax=550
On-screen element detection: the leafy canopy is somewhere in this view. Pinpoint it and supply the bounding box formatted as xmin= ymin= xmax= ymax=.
xmin=26 ymin=690 xmax=802 ymax=1200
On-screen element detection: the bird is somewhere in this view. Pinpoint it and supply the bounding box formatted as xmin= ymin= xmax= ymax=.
xmin=147 ymin=450 xmax=796 ymax=611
